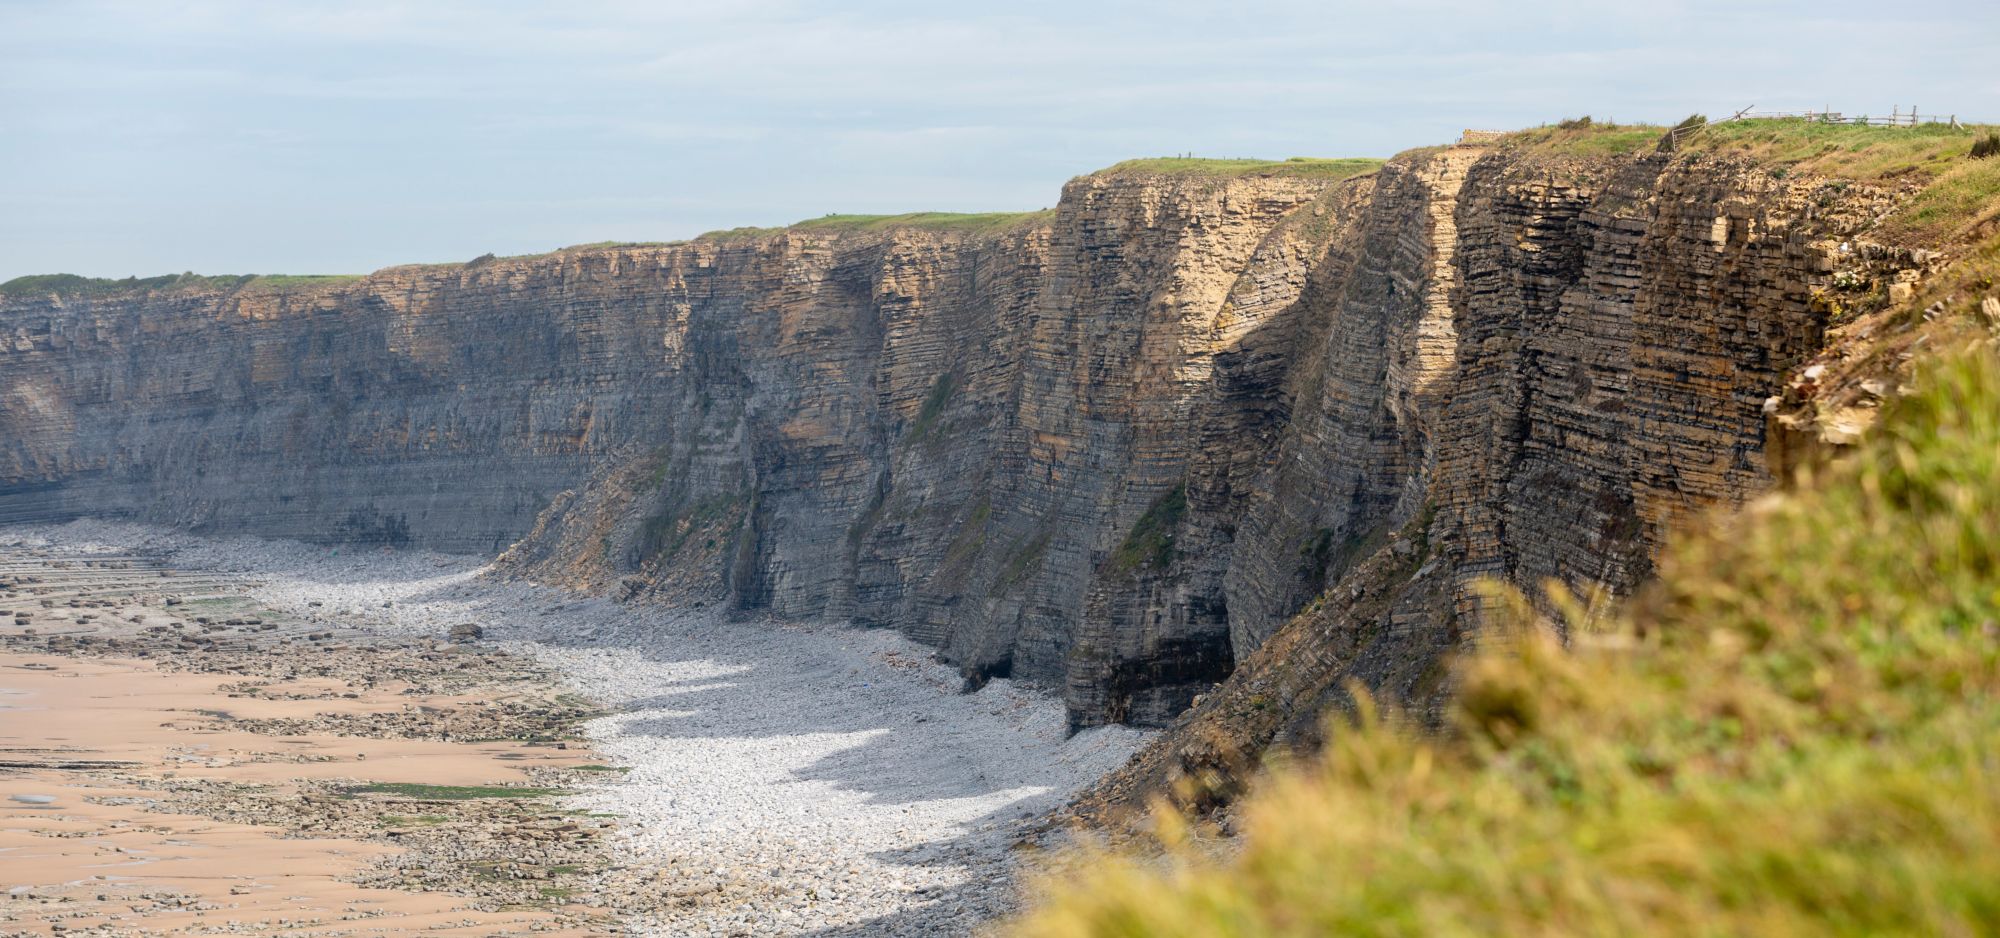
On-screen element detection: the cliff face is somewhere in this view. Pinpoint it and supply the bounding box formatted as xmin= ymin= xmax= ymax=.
xmin=1070 ymin=148 xmax=1929 ymax=815
xmin=0 ymin=146 xmax=1920 ymax=737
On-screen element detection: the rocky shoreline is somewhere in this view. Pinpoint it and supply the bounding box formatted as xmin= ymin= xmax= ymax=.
xmin=1 ymin=541 xmax=635 ymax=936
xmin=1 ymin=523 xmax=1150 ymax=936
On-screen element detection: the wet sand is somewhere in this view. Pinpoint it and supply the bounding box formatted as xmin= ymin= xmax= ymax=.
xmin=0 ymin=548 xmax=623 ymax=937
xmin=3 ymin=523 xmax=1154 ymax=937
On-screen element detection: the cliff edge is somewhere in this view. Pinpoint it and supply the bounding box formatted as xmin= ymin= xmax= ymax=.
xmin=5 ymin=123 xmax=1990 ymax=757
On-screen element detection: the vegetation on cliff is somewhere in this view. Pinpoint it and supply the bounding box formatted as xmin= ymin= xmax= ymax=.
xmin=1105 ymin=484 xmax=1188 ymax=577
xmin=1013 ymin=343 xmax=2000 ymax=936
xmin=0 ymin=271 xmax=360 ymax=299
xmin=789 ymin=210 xmax=1055 ymax=234
xmin=1095 ymin=157 xmax=1384 ymax=179
xmin=1693 ymin=117 xmax=1994 ymax=181
xmin=1503 ymin=116 xmax=1998 ymax=185
xmin=1875 ymin=151 xmax=2000 ymax=245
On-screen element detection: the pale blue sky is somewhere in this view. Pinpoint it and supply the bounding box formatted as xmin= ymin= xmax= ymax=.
xmin=3 ymin=0 xmax=1996 ymax=281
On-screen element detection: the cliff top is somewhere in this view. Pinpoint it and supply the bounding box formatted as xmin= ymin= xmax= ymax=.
xmin=14 ymin=125 xmax=1988 ymax=303
xmin=1091 ymin=156 xmax=1384 ymax=179
xmin=1502 ymin=115 xmax=1996 ymax=182
xmin=702 ymin=209 xmax=1058 ymax=241
xmin=0 ymin=271 xmax=364 ymax=301
xmin=1499 ymin=116 xmax=2000 ymax=247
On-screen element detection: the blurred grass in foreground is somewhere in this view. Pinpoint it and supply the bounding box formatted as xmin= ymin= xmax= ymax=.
xmin=1011 ymin=344 xmax=2000 ymax=937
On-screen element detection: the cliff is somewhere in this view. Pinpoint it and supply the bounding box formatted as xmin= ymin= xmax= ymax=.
xmin=3 ymin=125 xmax=1974 ymax=749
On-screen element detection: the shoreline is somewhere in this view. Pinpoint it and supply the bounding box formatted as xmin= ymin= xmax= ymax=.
xmin=1 ymin=522 xmax=1151 ymax=936
xmin=0 ymin=541 xmax=627 ymax=936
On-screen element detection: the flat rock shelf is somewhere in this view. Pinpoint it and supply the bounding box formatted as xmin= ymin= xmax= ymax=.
xmin=0 ymin=522 xmax=1149 ymax=937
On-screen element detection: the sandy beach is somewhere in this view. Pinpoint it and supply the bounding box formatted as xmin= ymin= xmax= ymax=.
xmin=0 ymin=525 xmax=1149 ymax=936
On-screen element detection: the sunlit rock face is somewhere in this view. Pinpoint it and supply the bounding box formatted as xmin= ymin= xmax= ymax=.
xmin=0 ymin=148 xmax=1900 ymax=731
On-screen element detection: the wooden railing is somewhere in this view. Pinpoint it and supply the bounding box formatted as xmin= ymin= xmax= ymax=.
xmin=1737 ymin=106 xmax=1963 ymax=127
xmin=1658 ymin=105 xmax=1968 ymax=152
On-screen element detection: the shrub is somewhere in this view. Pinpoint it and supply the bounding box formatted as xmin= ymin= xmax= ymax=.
xmin=1971 ymin=131 xmax=2000 ymax=159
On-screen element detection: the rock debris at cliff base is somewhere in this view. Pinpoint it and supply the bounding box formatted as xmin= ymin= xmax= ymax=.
xmin=3 ymin=521 xmax=1151 ymax=937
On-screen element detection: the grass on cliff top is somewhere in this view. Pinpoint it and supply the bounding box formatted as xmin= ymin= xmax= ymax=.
xmin=1500 ymin=120 xmax=1669 ymax=156
xmin=1696 ymin=118 xmax=2000 ymax=247
xmin=788 ymin=210 xmax=1055 ymax=234
xmin=1012 ymin=344 xmax=2000 ymax=937
xmin=1093 ymin=157 xmax=1384 ymax=180
xmin=1 ymin=271 xmax=361 ymax=299
xmin=688 ymin=210 xmax=1055 ymax=242
xmin=1500 ymin=116 xmax=1997 ymax=179
xmin=1689 ymin=117 xmax=1994 ymax=181
xmin=1684 ymin=118 xmax=2000 ymax=246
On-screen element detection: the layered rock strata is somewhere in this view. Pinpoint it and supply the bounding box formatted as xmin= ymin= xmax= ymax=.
xmin=0 ymin=147 xmax=1920 ymax=737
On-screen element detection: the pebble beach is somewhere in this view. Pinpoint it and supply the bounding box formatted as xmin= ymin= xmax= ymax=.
xmin=1 ymin=522 xmax=1148 ymax=936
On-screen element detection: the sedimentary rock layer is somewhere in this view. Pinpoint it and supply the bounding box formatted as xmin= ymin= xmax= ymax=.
xmin=0 ymin=148 xmax=1921 ymax=732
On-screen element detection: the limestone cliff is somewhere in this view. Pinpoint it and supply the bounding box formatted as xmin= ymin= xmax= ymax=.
xmin=0 ymin=141 xmax=1939 ymax=740
xmin=1069 ymin=143 xmax=1943 ymax=817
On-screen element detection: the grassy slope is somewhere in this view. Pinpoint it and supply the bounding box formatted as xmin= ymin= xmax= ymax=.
xmin=1011 ymin=342 xmax=2000 ymax=937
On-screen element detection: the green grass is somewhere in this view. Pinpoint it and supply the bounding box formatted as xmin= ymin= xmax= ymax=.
xmin=688 ymin=211 xmax=1055 ymax=242
xmin=1501 ymin=121 xmax=1670 ymax=156
xmin=789 ymin=210 xmax=1054 ymax=234
xmin=1105 ymin=484 xmax=1187 ymax=576
xmin=0 ymin=271 xmax=361 ymax=299
xmin=1689 ymin=117 xmax=1992 ymax=181
xmin=1094 ymin=157 xmax=1383 ymax=180
xmin=1014 ymin=344 xmax=2000 ymax=937
xmin=1873 ymin=155 xmax=2000 ymax=246
xmin=343 ymin=782 xmax=568 ymax=801
xmin=1502 ymin=116 xmax=1997 ymax=171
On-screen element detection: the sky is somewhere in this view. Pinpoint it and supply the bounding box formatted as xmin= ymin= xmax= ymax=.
xmin=3 ymin=0 xmax=1997 ymax=281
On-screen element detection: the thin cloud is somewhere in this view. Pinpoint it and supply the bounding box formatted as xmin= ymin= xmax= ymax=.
xmin=3 ymin=0 xmax=1996 ymax=279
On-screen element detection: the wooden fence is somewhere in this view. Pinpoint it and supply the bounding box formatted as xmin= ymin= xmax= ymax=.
xmin=1737 ymin=106 xmax=1963 ymax=127
xmin=1658 ymin=105 xmax=1968 ymax=152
